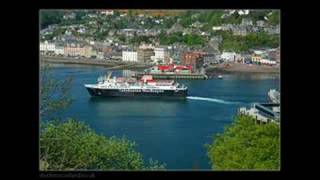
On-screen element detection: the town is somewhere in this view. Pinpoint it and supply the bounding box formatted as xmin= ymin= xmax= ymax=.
xmin=40 ymin=10 xmax=280 ymax=75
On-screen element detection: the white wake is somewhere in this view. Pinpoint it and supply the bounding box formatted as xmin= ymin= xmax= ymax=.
xmin=186 ymin=96 xmax=240 ymax=105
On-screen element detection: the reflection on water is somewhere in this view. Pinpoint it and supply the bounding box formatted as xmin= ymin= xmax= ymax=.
xmin=88 ymin=96 xmax=188 ymax=118
xmin=223 ymin=73 xmax=279 ymax=80
xmin=89 ymin=96 xmax=188 ymax=102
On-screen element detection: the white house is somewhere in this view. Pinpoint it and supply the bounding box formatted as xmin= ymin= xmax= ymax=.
xmin=221 ymin=52 xmax=237 ymax=62
xmin=100 ymin=10 xmax=114 ymax=16
xmin=139 ymin=43 xmax=155 ymax=50
xmin=212 ymin=26 xmax=222 ymax=31
xmin=54 ymin=46 xmax=64 ymax=55
xmin=252 ymin=54 xmax=276 ymax=65
xmin=154 ymin=48 xmax=166 ymax=62
xmin=122 ymin=51 xmax=138 ymax=62
xmin=40 ymin=41 xmax=56 ymax=52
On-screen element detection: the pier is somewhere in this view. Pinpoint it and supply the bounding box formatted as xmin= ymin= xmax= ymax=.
xmin=238 ymin=103 xmax=280 ymax=124
xmin=41 ymin=56 xmax=152 ymax=70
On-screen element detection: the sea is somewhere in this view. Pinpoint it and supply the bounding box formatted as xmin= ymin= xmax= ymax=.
xmin=44 ymin=63 xmax=280 ymax=170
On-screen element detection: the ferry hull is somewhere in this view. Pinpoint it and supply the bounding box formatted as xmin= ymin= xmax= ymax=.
xmin=86 ymin=87 xmax=188 ymax=97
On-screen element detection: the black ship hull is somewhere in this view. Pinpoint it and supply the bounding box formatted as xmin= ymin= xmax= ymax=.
xmin=86 ymin=87 xmax=187 ymax=97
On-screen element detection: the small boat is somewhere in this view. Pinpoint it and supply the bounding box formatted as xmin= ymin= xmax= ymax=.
xmin=218 ymin=75 xmax=223 ymax=79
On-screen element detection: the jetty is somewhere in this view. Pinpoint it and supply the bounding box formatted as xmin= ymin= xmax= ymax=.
xmin=41 ymin=56 xmax=152 ymax=70
xmin=239 ymin=103 xmax=280 ymax=124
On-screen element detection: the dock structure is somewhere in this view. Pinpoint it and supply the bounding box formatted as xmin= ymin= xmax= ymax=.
xmin=238 ymin=103 xmax=280 ymax=124
xmin=135 ymin=72 xmax=208 ymax=80
xmin=41 ymin=56 xmax=152 ymax=69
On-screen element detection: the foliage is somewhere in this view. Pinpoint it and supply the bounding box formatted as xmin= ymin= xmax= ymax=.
xmin=222 ymin=13 xmax=242 ymax=25
xmin=217 ymin=31 xmax=279 ymax=52
xmin=250 ymin=10 xmax=272 ymax=22
xmin=40 ymin=119 xmax=166 ymax=170
xmin=75 ymin=11 xmax=87 ymax=21
xmin=159 ymin=32 xmax=206 ymax=47
xmin=129 ymin=35 xmax=152 ymax=45
xmin=96 ymin=30 xmax=109 ymax=41
xmin=206 ymin=115 xmax=280 ymax=170
xmin=268 ymin=11 xmax=280 ymax=26
xmin=179 ymin=10 xmax=194 ymax=28
xmin=163 ymin=17 xmax=177 ymax=29
xmin=40 ymin=64 xmax=73 ymax=121
xmin=40 ymin=10 xmax=64 ymax=29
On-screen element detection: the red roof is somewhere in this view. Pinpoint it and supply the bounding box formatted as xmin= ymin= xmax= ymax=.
xmin=158 ymin=65 xmax=170 ymax=70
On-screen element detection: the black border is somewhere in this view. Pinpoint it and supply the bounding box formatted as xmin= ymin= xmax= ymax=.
xmin=14 ymin=0 xmax=293 ymax=178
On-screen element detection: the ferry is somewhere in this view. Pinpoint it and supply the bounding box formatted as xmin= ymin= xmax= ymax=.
xmin=84 ymin=73 xmax=188 ymax=97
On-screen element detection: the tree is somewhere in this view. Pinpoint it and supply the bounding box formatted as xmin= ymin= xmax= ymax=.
xmin=75 ymin=11 xmax=86 ymax=21
xmin=268 ymin=11 xmax=280 ymax=26
xmin=40 ymin=64 xmax=73 ymax=121
xmin=39 ymin=66 xmax=165 ymax=170
xmin=220 ymin=31 xmax=280 ymax=52
xmin=206 ymin=115 xmax=280 ymax=170
xmin=40 ymin=118 xmax=166 ymax=170
xmin=40 ymin=10 xmax=64 ymax=29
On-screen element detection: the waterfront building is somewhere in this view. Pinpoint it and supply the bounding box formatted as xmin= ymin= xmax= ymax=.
xmin=54 ymin=46 xmax=64 ymax=55
xmin=40 ymin=41 xmax=56 ymax=52
xmin=64 ymin=44 xmax=82 ymax=57
xmin=63 ymin=44 xmax=92 ymax=58
xmin=203 ymin=53 xmax=219 ymax=64
xmin=138 ymin=48 xmax=155 ymax=63
xmin=181 ymin=51 xmax=206 ymax=72
xmin=111 ymin=52 xmax=122 ymax=60
xmin=81 ymin=46 xmax=93 ymax=58
xmin=97 ymin=51 xmax=105 ymax=59
xmin=251 ymin=54 xmax=276 ymax=65
xmin=154 ymin=48 xmax=166 ymax=63
xmin=221 ymin=52 xmax=237 ymax=62
xmin=90 ymin=48 xmax=97 ymax=58
xmin=267 ymin=47 xmax=280 ymax=63
xmin=122 ymin=51 xmax=138 ymax=62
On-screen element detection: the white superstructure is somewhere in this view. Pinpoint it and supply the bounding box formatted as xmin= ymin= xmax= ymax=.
xmin=84 ymin=74 xmax=187 ymax=91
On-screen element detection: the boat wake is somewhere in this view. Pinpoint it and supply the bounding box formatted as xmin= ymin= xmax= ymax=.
xmin=186 ymin=96 xmax=240 ymax=105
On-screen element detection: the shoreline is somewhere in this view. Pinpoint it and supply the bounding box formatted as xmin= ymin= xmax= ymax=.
xmin=41 ymin=56 xmax=280 ymax=74
xmin=206 ymin=63 xmax=280 ymax=74
xmin=41 ymin=56 xmax=152 ymax=70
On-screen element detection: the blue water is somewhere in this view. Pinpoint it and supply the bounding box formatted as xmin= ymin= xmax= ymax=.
xmin=46 ymin=64 xmax=280 ymax=170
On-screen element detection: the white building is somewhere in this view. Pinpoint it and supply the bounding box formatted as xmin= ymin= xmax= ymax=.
xmin=100 ymin=10 xmax=114 ymax=16
xmin=252 ymin=55 xmax=276 ymax=65
xmin=54 ymin=46 xmax=64 ymax=55
xmin=154 ymin=48 xmax=166 ymax=62
xmin=40 ymin=41 xmax=56 ymax=52
xmin=221 ymin=52 xmax=237 ymax=62
xmin=122 ymin=51 xmax=138 ymax=62
xmin=97 ymin=52 xmax=105 ymax=59
xmin=139 ymin=43 xmax=155 ymax=50
xmin=212 ymin=26 xmax=222 ymax=31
